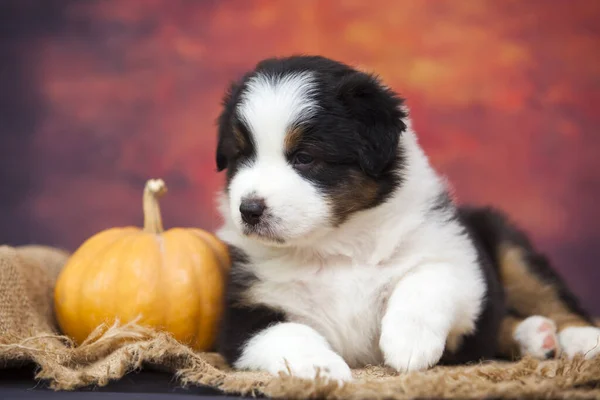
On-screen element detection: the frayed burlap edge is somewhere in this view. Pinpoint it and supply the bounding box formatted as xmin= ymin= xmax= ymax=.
xmin=0 ymin=320 xmax=226 ymax=390
xmin=2 ymin=321 xmax=600 ymax=399
xmin=1 ymin=244 xmax=599 ymax=399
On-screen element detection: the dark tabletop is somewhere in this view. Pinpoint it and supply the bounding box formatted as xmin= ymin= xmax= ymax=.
xmin=0 ymin=364 xmax=255 ymax=400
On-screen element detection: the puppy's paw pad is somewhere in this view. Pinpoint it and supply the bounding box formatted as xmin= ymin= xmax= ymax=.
xmin=380 ymin=325 xmax=445 ymax=373
xmin=514 ymin=316 xmax=558 ymax=359
xmin=558 ymin=326 xmax=600 ymax=359
xmin=538 ymin=321 xmax=554 ymax=333
xmin=274 ymin=351 xmax=353 ymax=384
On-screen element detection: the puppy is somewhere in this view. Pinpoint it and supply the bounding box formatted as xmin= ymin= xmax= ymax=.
xmin=213 ymin=55 xmax=600 ymax=382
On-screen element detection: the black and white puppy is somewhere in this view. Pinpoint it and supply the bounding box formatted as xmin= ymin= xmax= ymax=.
xmin=213 ymin=55 xmax=599 ymax=382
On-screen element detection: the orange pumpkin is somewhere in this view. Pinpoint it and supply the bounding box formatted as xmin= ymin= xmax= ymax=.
xmin=54 ymin=179 xmax=230 ymax=351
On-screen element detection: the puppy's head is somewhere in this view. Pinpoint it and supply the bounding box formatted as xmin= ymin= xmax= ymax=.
xmin=216 ymin=55 xmax=407 ymax=245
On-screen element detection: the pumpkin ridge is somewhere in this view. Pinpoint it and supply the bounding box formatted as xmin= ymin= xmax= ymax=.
xmin=114 ymin=232 xmax=162 ymax=327
xmin=180 ymin=230 xmax=224 ymax=351
xmin=56 ymin=228 xmax=130 ymax=343
xmin=70 ymin=228 xmax=138 ymax=343
xmin=170 ymin=230 xmax=206 ymax=347
xmin=189 ymin=229 xmax=230 ymax=273
xmin=83 ymin=230 xmax=140 ymax=341
xmin=155 ymin=232 xmax=168 ymax=336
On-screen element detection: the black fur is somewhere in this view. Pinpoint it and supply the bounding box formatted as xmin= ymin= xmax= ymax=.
xmin=215 ymin=76 xmax=257 ymax=183
xmin=214 ymin=56 xmax=593 ymax=372
xmin=215 ymin=55 xmax=414 ymax=365
xmin=215 ymin=55 xmax=407 ymax=212
xmin=217 ymin=245 xmax=286 ymax=366
xmin=334 ymin=70 xmax=406 ymax=177
xmin=426 ymin=192 xmax=506 ymax=364
xmin=429 ymin=191 xmax=460 ymax=223
xmin=458 ymin=206 xmax=594 ymax=325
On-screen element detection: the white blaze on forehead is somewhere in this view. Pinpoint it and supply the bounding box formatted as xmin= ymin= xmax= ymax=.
xmin=228 ymin=71 xmax=331 ymax=243
xmin=237 ymin=72 xmax=319 ymax=157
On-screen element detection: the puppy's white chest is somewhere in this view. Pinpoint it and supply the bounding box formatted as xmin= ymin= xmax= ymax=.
xmin=252 ymin=265 xmax=395 ymax=367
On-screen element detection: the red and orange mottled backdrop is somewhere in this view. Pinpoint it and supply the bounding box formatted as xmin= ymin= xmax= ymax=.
xmin=1 ymin=0 xmax=599 ymax=314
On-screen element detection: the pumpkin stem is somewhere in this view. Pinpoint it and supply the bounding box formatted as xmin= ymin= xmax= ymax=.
xmin=143 ymin=179 xmax=167 ymax=233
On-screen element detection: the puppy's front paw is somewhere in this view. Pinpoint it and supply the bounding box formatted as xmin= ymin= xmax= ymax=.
xmin=558 ymin=326 xmax=600 ymax=359
xmin=270 ymin=349 xmax=352 ymax=384
xmin=380 ymin=324 xmax=445 ymax=373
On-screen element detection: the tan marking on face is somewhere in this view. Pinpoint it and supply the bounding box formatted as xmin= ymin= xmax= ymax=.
xmin=284 ymin=126 xmax=304 ymax=154
xmin=498 ymin=245 xmax=590 ymax=331
xmin=328 ymin=170 xmax=379 ymax=226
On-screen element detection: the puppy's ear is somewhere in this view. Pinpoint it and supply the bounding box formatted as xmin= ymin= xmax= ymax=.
xmin=215 ymin=81 xmax=242 ymax=172
xmin=336 ymin=72 xmax=407 ymax=177
xmin=215 ymin=135 xmax=228 ymax=172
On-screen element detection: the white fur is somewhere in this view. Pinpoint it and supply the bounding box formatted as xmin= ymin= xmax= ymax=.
xmin=558 ymin=326 xmax=600 ymax=359
xmin=380 ymin=261 xmax=476 ymax=372
xmin=235 ymin=322 xmax=352 ymax=383
xmin=514 ymin=316 xmax=558 ymax=359
xmin=238 ymin=72 xmax=320 ymax=144
xmin=228 ymin=72 xmax=332 ymax=244
xmin=217 ymin=75 xmax=486 ymax=379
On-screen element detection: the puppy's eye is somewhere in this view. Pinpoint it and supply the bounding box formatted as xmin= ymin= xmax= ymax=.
xmin=292 ymin=152 xmax=314 ymax=167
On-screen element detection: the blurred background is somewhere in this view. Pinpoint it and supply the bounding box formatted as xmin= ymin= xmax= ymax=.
xmin=0 ymin=0 xmax=598 ymax=315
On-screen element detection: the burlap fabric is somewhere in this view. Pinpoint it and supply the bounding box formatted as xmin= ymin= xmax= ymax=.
xmin=1 ymin=244 xmax=599 ymax=398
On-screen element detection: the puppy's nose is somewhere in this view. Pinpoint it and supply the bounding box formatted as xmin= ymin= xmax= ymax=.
xmin=240 ymin=197 xmax=266 ymax=226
